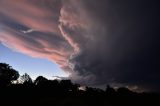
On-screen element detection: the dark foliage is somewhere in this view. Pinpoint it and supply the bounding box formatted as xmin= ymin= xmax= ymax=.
xmin=20 ymin=73 xmax=33 ymax=85
xmin=0 ymin=63 xmax=159 ymax=106
xmin=0 ymin=63 xmax=19 ymax=87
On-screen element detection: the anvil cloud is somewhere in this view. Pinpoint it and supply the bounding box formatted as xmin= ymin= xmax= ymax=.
xmin=0 ymin=0 xmax=159 ymax=92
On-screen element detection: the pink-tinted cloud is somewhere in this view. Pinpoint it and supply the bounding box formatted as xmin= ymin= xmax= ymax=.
xmin=0 ymin=0 xmax=95 ymax=77
xmin=0 ymin=0 xmax=60 ymax=33
xmin=0 ymin=27 xmax=71 ymax=69
xmin=0 ymin=0 xmax=100 ymax=82
xmin=0 ymin=0 xmax=75 ymax=73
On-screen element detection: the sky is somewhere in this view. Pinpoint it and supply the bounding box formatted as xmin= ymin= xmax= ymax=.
xmin=0 ymin=44 xmax=68 ymax=80
xmin=0 ymin=0 xmax=159 ymax=92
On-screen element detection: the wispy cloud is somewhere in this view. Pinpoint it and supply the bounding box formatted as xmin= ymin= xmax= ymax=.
xmin=21 ymin=29 xmax=35 ymax=34
xmin=0 ymin=0 xmax=61 ymax=33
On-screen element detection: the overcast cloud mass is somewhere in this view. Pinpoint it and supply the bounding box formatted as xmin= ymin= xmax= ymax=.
xmin=0 ymin=0 xmax=159 ymax=92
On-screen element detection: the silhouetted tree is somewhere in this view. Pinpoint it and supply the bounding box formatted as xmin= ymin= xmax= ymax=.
xmin=117 ymin=87 xmax=134 ymax=96
xmin=71 ymin=83 xmax=80 ymax=92
xmin=0 ymin=63 xmax=160 ymax=106
xmin=48 ymin=79 xmax=59 ymax=88
xmin=20 ymin=73 xmax=33 ymax=85
xmin=0 ymin=63 xmax=19 ymax=87
xmin=60 ymin=80 xmax=73 ymax=92
xmin=86 ymin=87 xmax=95 ymax=95
xmin=106 ymin=85 xmax=116 ymax=96
xmin=34 ymin=76 xmax=48 ymax=87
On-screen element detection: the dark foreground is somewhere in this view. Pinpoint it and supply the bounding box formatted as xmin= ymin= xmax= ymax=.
xmin=0 ymin=86 xmax=160 ymax=106
xmin=0 ymin=63 xmax=160 ymax=106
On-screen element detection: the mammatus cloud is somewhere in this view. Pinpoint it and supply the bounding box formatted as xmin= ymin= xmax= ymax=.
xmin=0 ymin=0 xmax=160 ymax=92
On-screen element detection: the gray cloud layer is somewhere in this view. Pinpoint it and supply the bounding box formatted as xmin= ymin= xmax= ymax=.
xmin=0 ymin=0 xmax=159 ymax=92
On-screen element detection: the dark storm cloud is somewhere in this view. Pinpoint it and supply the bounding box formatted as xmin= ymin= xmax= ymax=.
xmin=0 ymin=0 xmax=159 ymax=91
xmin=66 ymin=0 xmax=160 ymax=91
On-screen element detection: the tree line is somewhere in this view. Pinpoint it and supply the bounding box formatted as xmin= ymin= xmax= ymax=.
xmin=0 ymin=63 xmax=159 ymax=106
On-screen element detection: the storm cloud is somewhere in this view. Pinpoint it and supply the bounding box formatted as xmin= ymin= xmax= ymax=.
xmin=0 ymin=0 xmax=160 ymax=92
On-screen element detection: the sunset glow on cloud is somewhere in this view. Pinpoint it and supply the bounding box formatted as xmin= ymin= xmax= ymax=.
xmin=0 ymin=0 xmax=75 ymax=73
xmin=0 ymin=0 xmax=159 ymax=92
xmin=0 ymin=0 xmax=92 ymax=74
